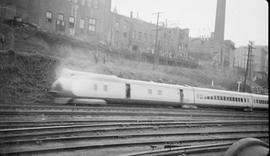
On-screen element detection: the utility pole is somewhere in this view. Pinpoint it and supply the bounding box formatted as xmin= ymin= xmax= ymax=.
xmin=243 ymin=41 xmax=253 ymax=92
xmin=153 ymin=12 xmax=163 ymax=70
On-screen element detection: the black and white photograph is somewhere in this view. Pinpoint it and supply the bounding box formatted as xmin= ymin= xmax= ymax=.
xmin=0 ymin=0 xmax=268 ymax=155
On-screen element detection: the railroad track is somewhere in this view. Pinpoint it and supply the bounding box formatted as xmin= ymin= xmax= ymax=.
xmin=0 ymin=120 xmax=268 ymax=155
xmin=0 ymin=104 xmax=268 ymax=155
xmin=0 ymin=106 xmax=267 ymax=121
xmin=0 ymin=129 xmax=268 ymax=155
xmin=121 ymin=142 xmax=233 ymax=156
xmin=0 ymin=104 xmax=267 ymax=116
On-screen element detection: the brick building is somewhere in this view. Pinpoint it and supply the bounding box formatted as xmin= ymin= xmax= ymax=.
xmin=1 ymin=0 xmax=189 ymax=58
xmin=188 ymin=37 xmax=235 ymax=68
xmin=0 ymin=0 xmax=112 ymax=42
xmin=110 ymin=12 xmax=189 ymax=58
xmin=234 ymin=46 xmax=268 ymax=74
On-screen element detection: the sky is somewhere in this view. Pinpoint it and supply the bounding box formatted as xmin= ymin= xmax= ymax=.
xmin=111 ymin=0 xmax=268 ymax=47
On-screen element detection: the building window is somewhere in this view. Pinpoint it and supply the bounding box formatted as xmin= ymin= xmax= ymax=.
xmin=88 ymin=18 xmax=96 ymax=32
xmin=79 ymin=19 xmax=85 ymax=29
xmin=92 ymin=0 xmax=98 ymax=8
xmin=87 ymin=0 xmax=92 ymax=7
xmin=123 ymin=32 xmax=127 ymax=38
xmin=56 ymin=13 xmax=65 ymax=32
xmin=69 ymin=16 xmax=75 ymax=28
xmin=81 ymin=0 xmax=86 ymax=5
xmin=138 ymin=32 xmax=142 ymax=40
xmin=58 ymin=14 xmax=64 ymax=21
xmin=45 ymin=11 xmax=53 ymax=23
xmin=86 ymin=0 xmax=98 ymax=8
xmin=89 ymin=18 xmax=96 ymax=25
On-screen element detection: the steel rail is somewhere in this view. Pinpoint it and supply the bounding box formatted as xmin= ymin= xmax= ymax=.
xmin=0 ymin=119 xmax=204 ymax=128
xmin=0 ymin=120 xmax=267 ymax=133
xmin=120 ymin=142 xmax=233 ymax=156
xmin=0 ymin=121 xmax=267 ymax=142
xmin=0 ymin=135 xmax=268 ymax=155
xmin=1 ymin=129 xmax=268 ymax=144
xmin=0 ymin=104 xmax=267 ymax=117
xmin=0 ymin=110 xmax=267 ymax=118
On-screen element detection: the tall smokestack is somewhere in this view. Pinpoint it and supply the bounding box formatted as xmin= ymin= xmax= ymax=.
xmin=130 ymin=11 xmax=133 ymax=18
xmin=214 ymin=0 xmax=226 ymax=41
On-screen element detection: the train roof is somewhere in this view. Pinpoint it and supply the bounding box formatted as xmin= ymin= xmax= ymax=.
xmin=124 ymin=79 xmax=191 ymax=89
xmin=193 ymin=87 xmax=268 ymax=97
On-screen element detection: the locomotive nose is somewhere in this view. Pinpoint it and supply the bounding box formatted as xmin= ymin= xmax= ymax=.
xmin=49 ymin=80 xmax=64 ymax=95
xmin=49 ymin=77 xmax=74 ymax=97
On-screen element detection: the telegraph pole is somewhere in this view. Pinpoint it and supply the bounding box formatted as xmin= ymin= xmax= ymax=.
xmin=243 ymin=41 xmax=253 ymax=92
xmin=153 ymin=12 xmax=163 ymax=70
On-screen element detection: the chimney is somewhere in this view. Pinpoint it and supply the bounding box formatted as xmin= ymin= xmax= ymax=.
xmin=130 ymin=11 xmax=133 ymax=18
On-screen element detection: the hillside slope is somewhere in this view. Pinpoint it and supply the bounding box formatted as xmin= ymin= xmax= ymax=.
xmin=0 ymin=24 xmax=242 ymax=104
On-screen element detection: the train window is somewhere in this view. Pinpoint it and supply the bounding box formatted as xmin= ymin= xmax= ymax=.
xmin=158 ymin=90 xmax=162 ymax=95
xmin=240 ymin=98 xmax=243 ymax=102
xmin=210 ymin=96 xmax=213 ymax=100
xmin=244 ymin=98 xmax=246 ymax=102
xmin=247 ymin=99 xmax=249 ymax=103
xmin=94 ymin=84 xmax=98 ymax=91
xmin=226 ymin=97 xmax=229 ymax=101
xmin=214 ymin=96 xmax=216 ymax=100
xmin=148 ymin=89 xmax=152 ymax=94
xmin=223 ymin=96 xmax=226 ymax=101
xmin=237 ymin=98 xmax=240 ymax=102
xmin=103 ymin=85 xmax=108 ymax=92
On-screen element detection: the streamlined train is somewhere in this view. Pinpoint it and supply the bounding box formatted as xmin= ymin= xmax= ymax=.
xmin=50 ymin=69 xmax=268 ymax=109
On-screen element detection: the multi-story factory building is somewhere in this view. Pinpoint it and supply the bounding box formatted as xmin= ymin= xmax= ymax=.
xmin=0 ymin=0 xmax=112 ymax=42
xmin=110 ymin=12 xmax=189 ymax=58
xmin=1 ymin=0 xmax=189 ymax=58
